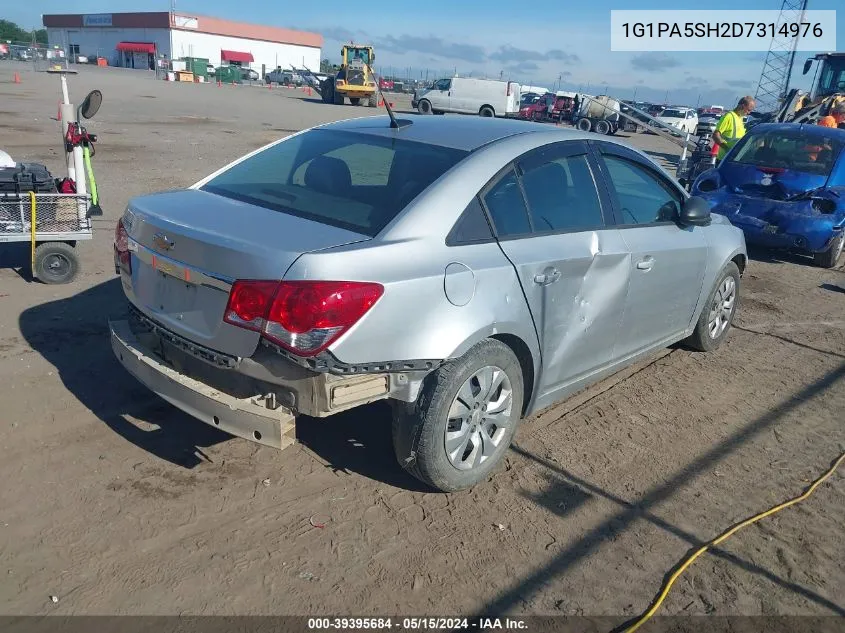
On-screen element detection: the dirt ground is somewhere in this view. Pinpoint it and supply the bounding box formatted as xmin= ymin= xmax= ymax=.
xmin=0 ymin=63 xmax=843 ymax=622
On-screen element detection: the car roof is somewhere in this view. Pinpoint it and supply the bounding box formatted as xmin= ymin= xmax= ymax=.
xmin=747 ymin=122 xmax=845 ymax=140
xmin=315 ymin=115 xmax=591 ymax=152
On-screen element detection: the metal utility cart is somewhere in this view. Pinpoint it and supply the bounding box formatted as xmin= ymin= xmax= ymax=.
xmin=0 ymin=71 xmax=103 ymax=284
xmin=0 ymin=193 xmax=93 ymax=284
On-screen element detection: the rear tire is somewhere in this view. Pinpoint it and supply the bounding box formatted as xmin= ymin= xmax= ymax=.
xmin=594 ymin=120 xmax=611 ymax=135
xmin=418 ymin=99 xmax=432 ymax=115
xmin=576 ymin=117 xmax=593 ymax=132
xmin=34 ymin=241 xmax=79 ymax=285
xmin=813 ymin=234 xmax=844 ymax=269
xmin=684 ymin=261 xmax=740 ymax=352
xmin=479 ymin=106 xmax=495 ymax=118
xmin=392 ymin=339 xmax=524 ymax=492
xmin=368 ymin=92 xmax=378 ymax=107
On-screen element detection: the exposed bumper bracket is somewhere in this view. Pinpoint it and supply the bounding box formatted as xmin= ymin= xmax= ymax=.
xmin=110 ymin=319 xmax=296 ymax=451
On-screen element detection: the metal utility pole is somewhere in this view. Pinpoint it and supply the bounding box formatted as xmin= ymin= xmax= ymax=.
xmin=754 ymin=0 xmax=808 ymax=112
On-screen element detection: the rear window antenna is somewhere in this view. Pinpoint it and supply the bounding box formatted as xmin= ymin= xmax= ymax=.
xmin=367 ymin=64 xmax=412 ymax=129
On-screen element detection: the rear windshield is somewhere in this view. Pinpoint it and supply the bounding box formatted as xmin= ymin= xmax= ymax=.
xmin=732 ymin=129 xmax=844 ymax=176
xmin=201 ymin=128 xmax=469 ymax=237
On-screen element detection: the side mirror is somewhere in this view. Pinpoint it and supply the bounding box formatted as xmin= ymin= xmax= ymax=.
xmin=79 ymin=89 xmax=102 ymax=119
xmin=679 ymin=196 xmax=712 ymax=227
xmin=802 ymin=59 xmax=813 ymax=75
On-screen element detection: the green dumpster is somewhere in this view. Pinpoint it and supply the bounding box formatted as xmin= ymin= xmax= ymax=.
xmin=215 ymin=66 xmax=242 ymax=84
xmin=182 ymin=56 xmax=210 ymax=79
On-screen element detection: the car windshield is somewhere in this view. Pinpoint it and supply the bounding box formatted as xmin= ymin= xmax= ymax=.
xmin=731 ymin=129 xmax=844 ymax=176
xmin=201 ymin=129 xmax=469 ymax=237
xmin=660 ymin=109 xmax=687 ymax=118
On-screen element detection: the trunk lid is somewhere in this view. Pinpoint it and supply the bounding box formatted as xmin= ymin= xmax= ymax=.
xmin=718 ymin=162 xmax=829 ymax=207
xmin=123 ymin=189 xmax=370 ymax=358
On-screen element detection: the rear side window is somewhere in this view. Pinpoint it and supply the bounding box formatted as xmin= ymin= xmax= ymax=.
xmin=482 ymin=169 xmax=532 ymax=237
xmin=519 ymin=154 xmax=604 ymax=232
xmin=447 ymin=198 xmax=493 ymax=245
xmin=201 ymin=129 xmax=469 ymax=237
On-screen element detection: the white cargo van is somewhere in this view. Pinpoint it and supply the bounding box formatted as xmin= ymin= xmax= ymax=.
xmin=412 ymin=77 xmax=521 ymax=118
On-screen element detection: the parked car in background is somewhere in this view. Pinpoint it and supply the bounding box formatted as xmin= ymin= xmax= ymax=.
xmin=692 ymin=123 xmax=845 ymax=267
xmin=266 ymin=68 xmax=301 ymax=85
xmin=110 ymin=116 xmax=747 ymax=492
xmin=520 ymin=92 xmax=543 ymax=107
xmin=696 ymin=112 xmax=721 ymax=137
xmin=412 ymin=77 xmax=521 ymax=118
xmin=654 ymin=107 xmax=699 ymax=135
xmin=241 ymin=68 xmax=259 ymax=81
xmin=206 ymin=64 xmax=216 ymax=76
xmin=518 ymin=92 xmax=574 ymax=122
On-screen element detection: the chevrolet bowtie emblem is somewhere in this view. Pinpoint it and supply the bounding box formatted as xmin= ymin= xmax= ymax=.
xmin=152 ymin=233 xmax=174 ymax=251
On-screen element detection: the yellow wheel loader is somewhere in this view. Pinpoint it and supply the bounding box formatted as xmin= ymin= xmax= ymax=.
xmin=320 ymin=44 xmax=379 ymax=107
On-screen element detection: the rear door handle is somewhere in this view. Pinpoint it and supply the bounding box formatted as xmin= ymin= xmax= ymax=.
xmin=534 ymin=269 xmax=561 ymax=285
xmin=636 ymin=257 xmax=654 ymax=271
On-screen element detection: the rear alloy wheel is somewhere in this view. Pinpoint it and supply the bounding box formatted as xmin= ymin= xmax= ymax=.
xmin=418 ymin=99 xmax=432 ymax=115
xmin=813 ymin=234 xmax=844 ymax=269
xmin=392 ymin=339 xmax=524 ymax=492
xmin=479 ymin=106 xmax=495 ymax=118
xmin=684 ymin=261 xmax=740 ymax=352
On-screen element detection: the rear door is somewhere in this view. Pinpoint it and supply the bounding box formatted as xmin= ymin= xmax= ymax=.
xmin=591 ymin=141 xmax=708 ymax=357
xmin=480 ymin=140 xmax=630 ymax=401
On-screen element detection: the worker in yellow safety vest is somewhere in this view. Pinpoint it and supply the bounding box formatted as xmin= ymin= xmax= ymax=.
xmin=713 ymin=96 xmax=756 ymax=160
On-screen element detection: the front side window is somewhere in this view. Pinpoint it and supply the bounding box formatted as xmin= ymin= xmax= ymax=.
xmin=519 ymin=153 xmax=604 ymax=232
xmin=601 ymin=155 xmax=682 ymax=225
xmin=201 ymin=129 xmax=468 ymax=237
xmin=433 ymin=78 xmax=451 ymax=91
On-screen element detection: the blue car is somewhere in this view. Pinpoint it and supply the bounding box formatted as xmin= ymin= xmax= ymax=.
xmin=691 ymin=123 xmax=845 ymax=268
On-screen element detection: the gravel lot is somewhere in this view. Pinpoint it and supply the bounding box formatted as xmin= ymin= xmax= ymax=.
xmin=0 ymin=63 xmax=843 ymax=622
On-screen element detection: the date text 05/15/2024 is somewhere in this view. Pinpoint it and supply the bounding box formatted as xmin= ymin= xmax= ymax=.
xmin=306 ymin=618 xmax=528 ymax=630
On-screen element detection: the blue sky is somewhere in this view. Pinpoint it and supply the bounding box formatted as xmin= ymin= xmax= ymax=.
xmin=7 ymin=0 xmax=842 ymax=106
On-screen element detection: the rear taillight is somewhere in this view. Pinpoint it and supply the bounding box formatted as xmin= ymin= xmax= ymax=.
xmin=223 ymin=280 xmax=384 ymax=357
xmin=114 ymin=218 xmax=131 ymax=274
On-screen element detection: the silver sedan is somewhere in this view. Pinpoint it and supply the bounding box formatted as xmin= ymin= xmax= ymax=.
xmin=110 ymin=115 xmax=747 ymax=492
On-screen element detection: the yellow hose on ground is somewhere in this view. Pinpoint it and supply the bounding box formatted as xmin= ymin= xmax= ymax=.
xmin=622 ymin=450 xmax=845 ymax=633
xmin=29 ymin=191 xmax=36 ymax=279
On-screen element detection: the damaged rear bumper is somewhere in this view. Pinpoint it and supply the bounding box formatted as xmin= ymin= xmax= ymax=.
xmin=110 ymin=319 xmax=297 ymax=449
xmin=109 ymin=315 xmax=399 ymax=450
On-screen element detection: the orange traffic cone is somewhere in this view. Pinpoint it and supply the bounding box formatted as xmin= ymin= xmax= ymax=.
xmin=56 ymin=100 xmax=62 ymax=121
xmin=13 ymin=72 xmax=21 ymax=84
xmin=217 ymin=79 xmax=222 ymax=87
xmin=307 ymin=87 xmax=311 ymax=96
xmin=378 ymin=98 xmax=384 ymax=107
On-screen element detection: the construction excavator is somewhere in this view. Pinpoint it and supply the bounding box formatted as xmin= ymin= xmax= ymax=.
xmin=773 ymin=52 xmax=845 ymax=124
xmin=317 ymin=44 xmax=379 ymax=107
